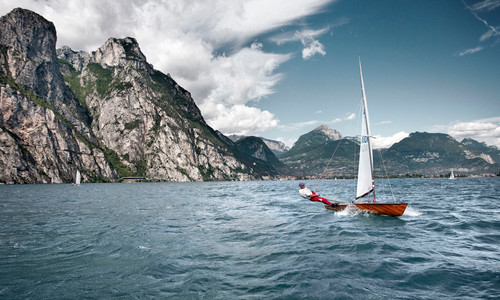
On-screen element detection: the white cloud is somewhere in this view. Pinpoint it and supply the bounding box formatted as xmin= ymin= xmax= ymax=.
xmin=280 ymin=120 xmax=321 ymax=132
xmin=331 ymin=113 xmax=355 ymax=123
xmin=371 ymin=131 xmax=409 ymax=149
xmin=271 ymin=27 xmax=329 ymax=44
xmin=204 ymin=104 xmax=279 ymax=136
xmin=271 ymin=27 xmax=330 ymax=60
xmin=480 ymin=26 xmax=500 ymax=42
xmin=302 ymin=39 xmax=326 ymax=60
xmin=447 ymin=117 xmax=500 ymax=148
xmin=460 ymin=0 xmax=500 ymax=55
xmin=0 ymin=0 xmax=335 ymax=136
xmin=458 ymin=46 xmax=484 ymax=56
xmin=346 ymin=113 xmax=356 ymax=120
xmin=470 ymin=0 xmax=500 ymax=12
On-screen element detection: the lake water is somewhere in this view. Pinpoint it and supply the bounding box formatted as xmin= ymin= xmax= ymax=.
xmin=1 ymin=178 xmax=499 ymax=299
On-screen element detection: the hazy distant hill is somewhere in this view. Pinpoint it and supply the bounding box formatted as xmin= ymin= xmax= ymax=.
xmin=228 ymin=134 xmax=290 ymax=157
xmin=381 ymin=132 xmax=500 ymax=176
xmin=280 ymin=126 xmax=500 ymax=177
xmin=234 ymin=136 xmax=291 ymax=176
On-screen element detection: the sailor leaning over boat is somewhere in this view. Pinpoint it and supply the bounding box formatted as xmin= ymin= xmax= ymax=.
xmin=298 ymin=183 xmax=337 ymax=207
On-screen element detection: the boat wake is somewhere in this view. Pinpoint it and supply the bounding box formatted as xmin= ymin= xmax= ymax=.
xmin=403 ymin=206 xmax=422 ymax=217
xmin=335 ymin=204 xmax=364 ymax=217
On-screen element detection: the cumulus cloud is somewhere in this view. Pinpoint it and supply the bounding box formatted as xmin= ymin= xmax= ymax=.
xmin=447 ymin=117 xmax=500 ymax=148
xmin=271 ymin=27 xmax=330 ymax=60
xmin=205 ymin=104 xmax=279 ymax=136
xmin=302 ymin=40 xmax=326 ymax=60
xmin=371 ymin=131 xmax=409 ymax=149
xmin=0 ymin=0 xmax=334 ymax=136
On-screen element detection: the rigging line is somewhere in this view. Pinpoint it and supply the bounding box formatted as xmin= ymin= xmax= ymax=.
xmin=314 ymin=138 xmax=344 ymax=192
xmin=377 ymin=148 xmax=396 ymax=202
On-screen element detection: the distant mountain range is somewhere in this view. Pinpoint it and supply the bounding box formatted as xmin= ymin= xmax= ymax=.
xmin=279 ymin=125 xmax=500 ymax=177
xmin=228 ymin=134 xmax=290 ymax=157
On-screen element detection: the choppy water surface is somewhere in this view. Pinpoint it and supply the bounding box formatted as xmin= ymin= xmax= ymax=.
xmin=1 ymin=178 xmax=499 ymax=299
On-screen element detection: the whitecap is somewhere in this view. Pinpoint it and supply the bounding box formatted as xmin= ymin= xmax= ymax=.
xmin=403 ymin=206 xmax=422 ymax=217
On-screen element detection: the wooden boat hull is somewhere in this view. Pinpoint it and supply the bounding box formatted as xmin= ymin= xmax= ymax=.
xmin=325 ymin=203 xmax=407 ymax=216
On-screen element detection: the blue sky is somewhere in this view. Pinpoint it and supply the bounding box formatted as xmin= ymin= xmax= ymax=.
xmin=255 ymin=0 xmax=500 ymax=148
xmin=1 ymin=0 xmax=499 ymax=148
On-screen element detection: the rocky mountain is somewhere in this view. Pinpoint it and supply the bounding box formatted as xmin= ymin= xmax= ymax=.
xmin=279 ymin=126 xmax=355 ymax=177
xmin=234 ymin=136 xmax=291 ymax=176
xmin=280 ymin=125 xmax=343 ymax=160
xmin=459 ymin=138 xmax=500 ymax=165
xmin=381 ymin=132 xmax=500 ymax=176
xmin=0 ymin=8 xmax=273 ymax=183
xmin=280 ymin=125 xmax=500 ymax=177
xmin=0 ymin=8 xmax=116 ymax=183
xmin=261 ymin=138 xmax=290 ymax=158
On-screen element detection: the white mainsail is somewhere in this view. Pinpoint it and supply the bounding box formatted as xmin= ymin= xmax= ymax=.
xmin=75 ymin=170 xmax=81 ymax=185
xmin=356 ymin=58 xmax=375 ymax=200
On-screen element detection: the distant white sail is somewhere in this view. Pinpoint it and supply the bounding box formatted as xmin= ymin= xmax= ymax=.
xmin=449 ymin=169 xmax=455 ymax=179
xmin=75 ymin=170 xmax=81 ymax=185
xmin=356 ymin=58 xmax=374 ymax=199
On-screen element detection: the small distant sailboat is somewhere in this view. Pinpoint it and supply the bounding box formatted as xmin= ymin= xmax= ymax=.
xmin=325 ymin=58 xmax=407 ymax=217
xmin=73 ymin=170 xmax=81 ymax=186
xmin=449 ymin=169 xmax=456 ymax=180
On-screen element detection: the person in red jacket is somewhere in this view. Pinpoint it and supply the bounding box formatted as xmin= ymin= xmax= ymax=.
xmin=298 ymin=182 xmax=337 ymax=207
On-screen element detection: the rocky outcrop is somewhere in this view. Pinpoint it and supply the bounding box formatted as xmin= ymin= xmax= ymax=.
xmin=314 ymin=125 xmax=343 ymax=141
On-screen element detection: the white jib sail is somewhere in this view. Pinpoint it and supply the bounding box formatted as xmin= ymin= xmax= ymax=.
xmin=75 ymin=170 xmax=81 ymax=185
xmin=356 ymin=58 xmax=374 ymax=199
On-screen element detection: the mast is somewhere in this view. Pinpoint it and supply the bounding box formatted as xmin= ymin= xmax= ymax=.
xmin=356 ymin=57 xmax=375 ymax=201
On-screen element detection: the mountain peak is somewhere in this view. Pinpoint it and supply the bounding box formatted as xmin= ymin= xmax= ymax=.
xmin=3 ymin=8 xmax=54 ymax=31
xmin=93 ymin=37 xmax=148 ymax=67
xmin=314 ymin=125 xmax=343 ymax=141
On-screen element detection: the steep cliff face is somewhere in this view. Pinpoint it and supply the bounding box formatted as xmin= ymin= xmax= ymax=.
xmin=0 ymin=8 xmax=116 ymax=183
xmin=0 ymin=8 xmax=259 ymax=183
xmin=57 ymin=37 xmax=255 ymax=181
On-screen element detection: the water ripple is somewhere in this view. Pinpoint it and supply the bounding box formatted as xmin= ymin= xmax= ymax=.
xmin=0 ymin=178 xmax=499 ymax=299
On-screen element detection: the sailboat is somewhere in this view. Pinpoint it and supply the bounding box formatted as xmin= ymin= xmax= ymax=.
xmin=325 ymin=58 xmax=407 ymax=217
xmin=73 ymin=170 xmax=81 ymax=186
xmin=449 ymin=169 xmax=456 ymax=179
